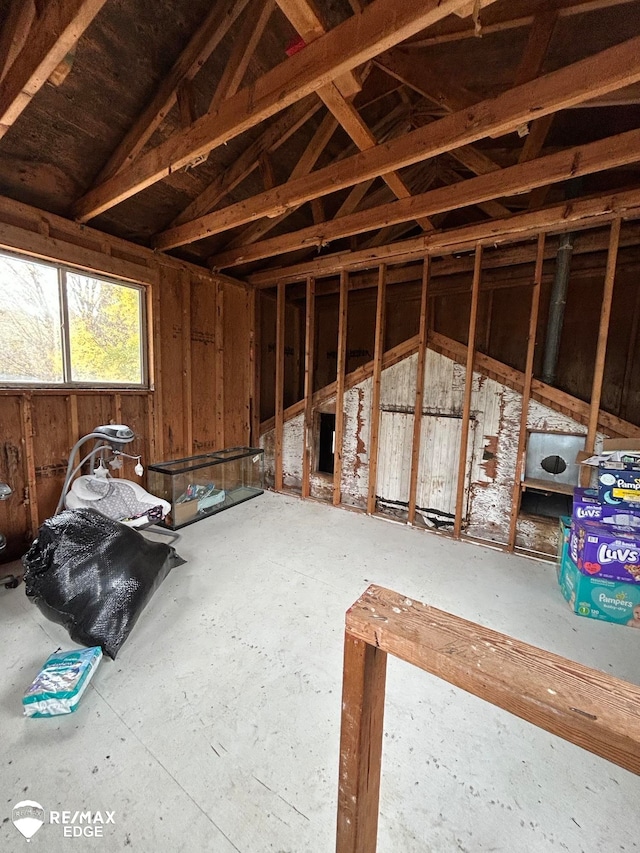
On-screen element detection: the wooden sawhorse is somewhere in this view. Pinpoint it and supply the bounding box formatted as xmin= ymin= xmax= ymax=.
xmin=336 ymin=584 xmax=640 ymax=852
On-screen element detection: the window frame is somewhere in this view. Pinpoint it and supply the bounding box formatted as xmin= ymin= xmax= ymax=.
xmin=0 ymin=250 xmax=149 ymax=390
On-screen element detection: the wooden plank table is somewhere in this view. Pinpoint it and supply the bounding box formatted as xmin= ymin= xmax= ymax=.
xmin=336 ymin=584 xmax=640 ymax=852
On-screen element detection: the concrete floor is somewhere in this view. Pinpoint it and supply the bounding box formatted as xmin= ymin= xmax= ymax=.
xmin=0 ymin=491 xmax=638 ymax=852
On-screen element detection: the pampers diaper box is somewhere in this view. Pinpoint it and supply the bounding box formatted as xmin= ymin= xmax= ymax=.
xmin=598 ymin=466 xmax=640 ymax=509
xmin=558 ymin=544 xmax=640 ymax=627
xmin=569 ymin=518 xmax=640 ymax=584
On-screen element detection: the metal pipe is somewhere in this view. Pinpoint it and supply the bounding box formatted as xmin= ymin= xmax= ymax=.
xmin=541 ymin=230 xmax=574 ymax=385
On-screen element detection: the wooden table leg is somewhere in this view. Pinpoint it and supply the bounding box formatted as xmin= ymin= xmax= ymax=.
xmin=336 ymin=631 xmax=387 ymax=853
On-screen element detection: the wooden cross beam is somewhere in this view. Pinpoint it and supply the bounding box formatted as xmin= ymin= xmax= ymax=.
xmin=209 ymin=127 xmax=640 ymax=268
xmin=248 ymin=184 xmax=640 ymax=284
xmin=154 ymin=34 xmax=640 ymax=250
xmin=92 ymin=0 xmax=252 ymax=184
xmin=72 ymin=0 xmax=494 ymax=222
xmin=0 ymin=0 xmax=107 ymax=138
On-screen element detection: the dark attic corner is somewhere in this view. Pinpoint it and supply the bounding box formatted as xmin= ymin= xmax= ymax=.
xmin=0 ymin=1 xmax=640 ymax=851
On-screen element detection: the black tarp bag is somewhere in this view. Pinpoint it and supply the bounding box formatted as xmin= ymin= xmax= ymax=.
xmin=23 ymin=508 xmax=184 ymax=659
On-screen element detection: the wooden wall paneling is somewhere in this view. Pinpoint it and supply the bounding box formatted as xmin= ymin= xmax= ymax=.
xmin=19 ymin=396 xmax=38 ymax=536
xmin=250 ymin=287 xmax=260 ymax=446
xmin=581 ymin=217 xmax=622 ymax=485
xmin=32 ymin=395 xmax=70 ymax=521
xmin=275 ymin=281 xmax=286 ymax=491
xmin=113 ymin=393 xmax=123 ymax=477
xmin=367 ymin=265 xmax=387 ymax=515
xmin=119 ymin=394 xmax=148 ymax=478
xmin=181 ymin=271 xmax=193 ymax=457
xmin=302 ymin=277 xmax=316 ymax=498
xmin=453 ymin=245 xmax=483 ymax=539
xmin=215 ymin=280 xmax=225 ymax=448
xmin=223 ymin=282 xmax=252 ymax=447
xmin=508 ymin=234 xmax=545 ymax=550
xmin=159 ymin=268 xmax=186 ymax=458
xmin=190 ymin=277 xmax=218 ymax=454
xmin=67 ymin=392 xmax=79 ymax=478
xmin=334 ymin=271 xmax=349 ymax=506
xmin=408 ymin=257 xmax=430 ymax=525
xmin=0 ymin=395 xmax=28 ymax=556
xmin=151 ymin=276 xmax=164 ymax=460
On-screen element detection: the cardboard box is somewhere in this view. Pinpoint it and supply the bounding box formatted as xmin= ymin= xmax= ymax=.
xmin=570 ymin=518 xmax=640 ymax=584
xmin=558 ymin=547 xmax=640 ymax=627
xmin=573 ymin=486 xmax=640 ymax=527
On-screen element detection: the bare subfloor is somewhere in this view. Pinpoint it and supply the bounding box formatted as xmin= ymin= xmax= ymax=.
xmin=1 ymin=491 xmax=638 ymax=852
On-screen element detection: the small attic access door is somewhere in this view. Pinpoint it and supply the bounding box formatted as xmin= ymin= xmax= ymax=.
xmin=376 ymin=410 xmax=476 ymax=528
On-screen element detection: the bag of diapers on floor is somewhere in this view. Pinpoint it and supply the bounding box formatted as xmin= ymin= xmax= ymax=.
xmin=23 ymin=647 xmax=102 ymax=717
xmin=23 ymin=508 xmax=184 ymax=659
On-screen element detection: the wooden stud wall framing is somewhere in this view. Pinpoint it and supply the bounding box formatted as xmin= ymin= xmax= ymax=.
xmin=275 ymin=281 xmax=286 ymax=492
xmin=333 ymin=271 xmax=348 ymax=506
xmin=582 ymin=217 xmax=622 ymax=481
xmin=336 ymin=584 xmax=640 ymax=853
xmin=453 ymin=244 xmax=483 ymax=539
xmin=302 ymin=277 xmax=315 ymax=499
xmin=367 ymin=265 xmax=387 ymax=515
xmin=508 ymin=233 xmax=545 ymax=550
xmin=408 ymin=257 xmax=430 ymax=525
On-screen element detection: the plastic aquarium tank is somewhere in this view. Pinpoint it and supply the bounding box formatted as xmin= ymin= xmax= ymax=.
xmin=147 ymin=447 xmax=264 ymax=529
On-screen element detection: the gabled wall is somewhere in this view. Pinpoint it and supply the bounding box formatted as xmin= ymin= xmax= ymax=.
xmin=261 ymin=346 xmax=603 ymax=557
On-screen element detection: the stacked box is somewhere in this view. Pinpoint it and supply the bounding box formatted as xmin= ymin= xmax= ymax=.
xmin=555 ymin=446 xmax=640 ymax=627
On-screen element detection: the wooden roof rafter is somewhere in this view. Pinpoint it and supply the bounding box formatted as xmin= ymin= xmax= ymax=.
xmin=73 ymin=0 xmax=499 ymax=223
xmin=154 ymin=34 xmax=640 ymax=251
xmin=407 ymin=0 xmax=639 ymax=47
xmin=226 ymin=96 xmax=412 ymax=251
xmin=208 ymin=127 xmax=640 ymax=268
xmin=92 ymin=0 xmax=253 ymax=185
xmin=0 ymin=0 xmax=107 ymax=138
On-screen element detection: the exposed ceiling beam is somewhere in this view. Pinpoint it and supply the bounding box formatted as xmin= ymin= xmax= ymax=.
xmin=227 ymin=110 xmax=339 ymax=247
xmin=248 ymin=185 xmax=640 ymax=284
xmin=154 ymin=35 xmax=640 ymax=250
xmin=0 ymin=0 xmax=36 ymax=85
xmin=374 ymin=47 xmax=511 ymax=217
xmin=170 ymin=97 xmax=322 ymax=227
xmin=274 ymin=0 xmax=361 ymax=97
xmin=316 ymin=81 xmax=434 ymax=230
xmin=73 ymin=0 xmax=493 ymax=223
xmin=0 ymin=0 xmax=107 ymax=138
xmin=208 ymin=0 xmax=275 ymax=113
xmin=513 ymin=4 xmax=559 ymax=164
xmin=169 ymin=63 xmax=400 ymax=229
xmin=408 ymin=0 xmax=638 ymax=47
xmin=92 ymin=0 xmax=251 ymax=185
xmin=208 ymin=128 xmax=640 ymax=268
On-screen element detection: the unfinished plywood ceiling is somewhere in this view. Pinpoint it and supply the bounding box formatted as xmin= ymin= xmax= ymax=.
xmin=0 ymin=0 xmax=638 ymax=276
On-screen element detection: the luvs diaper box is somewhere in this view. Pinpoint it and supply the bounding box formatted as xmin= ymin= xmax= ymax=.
xmin=573 ymin=487 xmax=640 ymax=528
xmin=569 ymin=518 xmax=640 ymax=585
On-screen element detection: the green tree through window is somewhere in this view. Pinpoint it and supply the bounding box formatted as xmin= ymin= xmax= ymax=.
xmin=0 ymin=253 xmax=145 ymax=386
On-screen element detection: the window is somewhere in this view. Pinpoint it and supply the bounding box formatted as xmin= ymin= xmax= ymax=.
xmin=0 ymin=253 xmax=146 ymax=386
